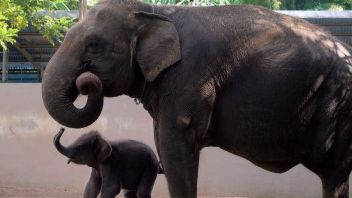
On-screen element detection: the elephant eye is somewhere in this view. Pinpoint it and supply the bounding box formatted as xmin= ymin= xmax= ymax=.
xmin=86 ymin=40 xmax=104 ymax=53
xmin=75 ymin=147 xmax=83 ymax=152
xmin=88 ymin=41 xmax=99 ymax=48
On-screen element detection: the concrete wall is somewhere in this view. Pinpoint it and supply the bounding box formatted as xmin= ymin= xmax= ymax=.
xmin=0 ymin=84 xmax=340 ymax=197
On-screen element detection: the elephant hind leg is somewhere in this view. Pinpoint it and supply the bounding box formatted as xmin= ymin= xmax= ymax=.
xmin=321 ymin=171 xmax=350 ymax=198
xmin=311 ymin=137 xmax=352 ymax=198
xmin=123 ymin=190 xmax=138 ymax=198
xmin=313 ymin=135 xmax=352 ymax=198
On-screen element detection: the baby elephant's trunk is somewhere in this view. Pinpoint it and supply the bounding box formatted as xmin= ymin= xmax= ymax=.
xmin=53 ymin=127 xmax=71 ymax=157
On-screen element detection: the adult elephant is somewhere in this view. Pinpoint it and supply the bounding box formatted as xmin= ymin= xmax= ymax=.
xmin=42 ymin=0 xmax=352 ymax=197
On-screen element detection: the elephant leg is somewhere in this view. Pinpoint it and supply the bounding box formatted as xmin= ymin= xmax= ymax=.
xmin=321 ymin=171 xmax=350 ymax=198
xmin=305 ymin=141 xmax=352 ymax=198
xmin=100 ymin=184 xmax=121 ymax=198
xmin=157 ymin=85 xmax=215 ymax=198
xmin=158 ymin=124 xmax=200 ymax=198
xmin=136 ymin=161 xmax=158 ymax=198
xmin=153 ymin=120 xmax=161 ymax=160
xmin=100 ymin=167 xmax=121 ymax=198
xmin=83 ymin=169 xmax=102 ymax=198
xmin=305 ymin=132 xmax=352 ymax=197
xmin=123 ymin=190 xmax=138 ymax=198
xmin=320 ymin=139 xmax=352 ymax=198
xmin=301 ymin=88 xmax=352 ymax=198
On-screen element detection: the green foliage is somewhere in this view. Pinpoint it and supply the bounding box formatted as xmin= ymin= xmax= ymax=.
xmin=34 ymin=15 xmax=74 ymax=45
xmin=241 ymin=0 xmax=282 ymax=9
xmin=88 ymin=0 xmax=100 ymax=7
xmin=1 ymin=0 xmax=352 ymax=50
xmin=143 ymin=0 xmax=241 ymax=5
xmin=277 ymin=0 xmax=352 ymax=10
xmin=0 ymin=0 xmax=76 ymax=49
xmin=143 ymin=0 xmax=352 ymax=9
xmin=0 ymin=0 xmax=26 ymax=48
xmin=0 ymin=22 xmax=18 ymax=49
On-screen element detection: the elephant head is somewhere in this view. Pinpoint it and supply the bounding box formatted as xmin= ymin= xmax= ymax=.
xmin=53 ymin=127 xmax=112 ymax=167
xmin=42 ymin=0 xmax=181 ymax=128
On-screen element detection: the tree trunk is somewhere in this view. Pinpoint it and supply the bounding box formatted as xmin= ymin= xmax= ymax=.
xmin=2 ymin=47 xmax=8 ymax=82
xmin=79 ymin=0 xmax=87 ymax=21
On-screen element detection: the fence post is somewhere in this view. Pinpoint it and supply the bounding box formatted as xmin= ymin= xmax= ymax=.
xmin=79 ymin=0 xmax=87 ymax=21
xmin=34 ymin=62 xmax=41 ymax=82
xmin=2 ymin=47 xmax=8 ymax=82
xmin=40 ymin=64 xmax=44 ymax=81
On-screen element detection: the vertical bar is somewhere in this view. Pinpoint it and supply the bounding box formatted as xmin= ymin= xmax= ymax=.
xmin=79 ymin=0 xmax=88 ymax=21
xmin=79 ymin=0 xmax=82 ymax=21
xmin=2 ymin=48 xmax=8 ymax=82
xmin=40 ymin=64 xmax=44 ymax=81
xmin=34 ymin=62 xmax=41 ymax=82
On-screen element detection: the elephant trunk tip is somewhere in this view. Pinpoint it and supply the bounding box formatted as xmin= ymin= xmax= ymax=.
xmin=59 ymin=127 xmax=65 ymax=133
xmin=54 ymin=127 xmax=65 ymax=144
xmin=76 ymin=72 xmax=103 ymax=96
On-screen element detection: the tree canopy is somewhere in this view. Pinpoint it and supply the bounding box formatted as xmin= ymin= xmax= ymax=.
xmin=0 ymin=0 xmax=98 ymax=49
xmin=145 ymin=0 xmax=352 ymax=10
xmin=243 ymin=0 xmax=352 ymax=10
xmin=1 ymin=0 xmax=351 ymax=50
xmin=0 ymin=0 xmax=74 ymax=49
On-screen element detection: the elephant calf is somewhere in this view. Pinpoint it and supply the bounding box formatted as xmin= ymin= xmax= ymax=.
xmin=53 ymin=128 xmax=162 ymax=198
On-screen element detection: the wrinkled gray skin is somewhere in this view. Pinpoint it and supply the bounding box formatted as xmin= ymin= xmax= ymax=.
xmin=54 ymin=128 xmax=162 ymax=198
xmin=42 ymin=0 xmax=352 ymax=197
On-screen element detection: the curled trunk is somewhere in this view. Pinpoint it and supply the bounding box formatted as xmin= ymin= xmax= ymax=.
xmin=42 ymin=46 xmax=104 ymax=128
xmin=53 ymin=127 xmax=70 ymax=157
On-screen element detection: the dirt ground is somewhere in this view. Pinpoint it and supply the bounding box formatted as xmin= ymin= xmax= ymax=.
xmin=0 ymin=84 xmax=332 ymax=198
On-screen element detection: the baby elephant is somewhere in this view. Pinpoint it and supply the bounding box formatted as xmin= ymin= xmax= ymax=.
xmin=54 ymin=128 xmax=163 ymax=198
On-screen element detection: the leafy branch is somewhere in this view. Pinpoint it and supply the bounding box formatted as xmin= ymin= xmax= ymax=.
xmin=0 ymin=0 xmax=77 ymax=49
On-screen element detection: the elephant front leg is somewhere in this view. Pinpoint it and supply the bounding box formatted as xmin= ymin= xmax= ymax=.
xmin=100 ymin=181 xmax=121 ymax=198
xmin=158 ymin=120 xmax=200 ymax=198
xmin=100 ymin=166 xmax=121 ymax=198
xmin=83 ymin=169 xmax=102 ymax=198
xmin=157 ymin=92 xmax=215 ymax=197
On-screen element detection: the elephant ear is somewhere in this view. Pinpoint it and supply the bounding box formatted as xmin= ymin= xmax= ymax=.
xmin=94 ymin=138 xmax=112 ymax=162
xmin=134 ymin=12 xmax=181 ymax=82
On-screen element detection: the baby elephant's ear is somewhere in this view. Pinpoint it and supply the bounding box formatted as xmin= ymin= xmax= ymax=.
xmin=95 ymin=138 xmax=112 ymax=162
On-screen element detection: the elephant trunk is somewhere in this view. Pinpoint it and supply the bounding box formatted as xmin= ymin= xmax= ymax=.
xmin=53 ymin=127 xmax=71 ymax=157
xmin=42 ymin=47 xmax=104 ymax=128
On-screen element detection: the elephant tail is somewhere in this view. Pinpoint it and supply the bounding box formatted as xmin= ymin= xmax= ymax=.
xmin=158 ymin=162 xmax=164 ymax=174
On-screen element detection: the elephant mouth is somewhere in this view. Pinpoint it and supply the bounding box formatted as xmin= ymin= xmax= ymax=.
xmin=67 ymin=158 xmax=85 ymax=165
xmin=80 ymin=71 xmax=116 ymax=97
xmin=99 ymin=78 xmax=120 ymax=97
xmin=103 ymin=86 xmax=118 ymax=97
